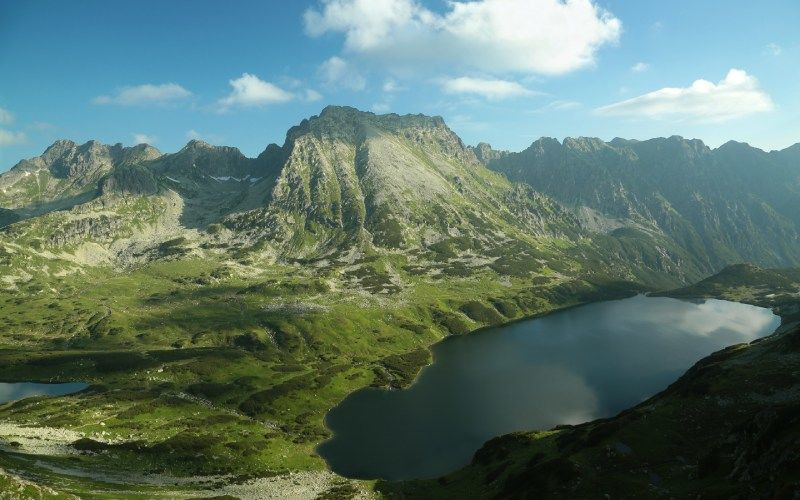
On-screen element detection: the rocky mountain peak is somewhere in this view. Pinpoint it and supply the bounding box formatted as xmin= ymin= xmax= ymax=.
xmin=471 ymin=142 xmax=508 ymax=164
xmin=183 ymin=139 xmax=213 ymax=150
xmin=41 ymin=139 xmax=77 ymax=163
xmin=563 ymin=136 xmax=609 ymax=153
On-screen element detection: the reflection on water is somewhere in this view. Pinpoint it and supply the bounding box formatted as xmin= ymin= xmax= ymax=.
xmin=318 ymin=295 xmax=779 ymax=480
xmin=0 ymin=382 xmax=88 ymax=404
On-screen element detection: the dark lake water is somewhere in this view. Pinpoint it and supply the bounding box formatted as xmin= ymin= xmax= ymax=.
xmin=0 ymin=382 xmax=88 ymax=404
xmin=318 ymin=295 xmax=780 ymax=480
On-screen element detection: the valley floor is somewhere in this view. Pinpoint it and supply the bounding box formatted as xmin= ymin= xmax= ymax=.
xmin=0 ymin=249 xmax=646 ymax=498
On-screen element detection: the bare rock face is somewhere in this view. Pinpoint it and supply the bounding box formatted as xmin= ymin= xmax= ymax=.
xmin=46 ymin=214 xmax=125 ymax=247
xmin=100 ymin=165 xmax=159 ymax=196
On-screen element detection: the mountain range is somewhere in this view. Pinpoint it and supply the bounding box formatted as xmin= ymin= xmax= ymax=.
xmin=0 ymin=106 xmax=799 ymax=497
xmin=4 ymin=106 xmax=799 ymax=283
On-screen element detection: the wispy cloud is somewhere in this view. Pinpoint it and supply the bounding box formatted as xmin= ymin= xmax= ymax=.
xmin=531 ymin=100 xmax=581 ymax=113
xmin=305 ymin=0 xmax=621 ymax=76
xmin=765 ymin=43 xmax=782 ymax=56
xmin=0 ymin=107 xmax=14 ymax=125
xmin=28 ymin=121 xmax=54 ymax=131
xmin=318 ymin=57 xmax=366 ymax=90
xmin=132 ymin=133 xmax=157 ymax=145
xmin=186 ymin=129 xmax=225 ymax=145
xmin=218 ymin=73 xmax=294 ymax=110
xmin=631 ymin=62 xmax=650 ymax=73
xmin=186 ymin=129 xmax=202 ymax=141
xmin=0 ymin=129 xmax=27 ymax=147
xmin=303 ymin=89 xmax=323 ymax=102
xmin=442 ymin=77 xmax=538 ymax=100
xmin=596 ymin=69 xmax=774 ymax=122
xmin=93 ymin=83 xmax=192 ymax=106
xmin=382 ymin=78 xmax=405 ymax=93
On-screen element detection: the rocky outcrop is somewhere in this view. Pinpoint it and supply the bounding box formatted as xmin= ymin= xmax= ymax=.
xmin=46 ymin=215 xmax=125 ymax=247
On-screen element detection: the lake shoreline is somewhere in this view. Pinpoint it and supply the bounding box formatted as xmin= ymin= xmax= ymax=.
xmin=318 ymin=294 xmax=780 ymax=480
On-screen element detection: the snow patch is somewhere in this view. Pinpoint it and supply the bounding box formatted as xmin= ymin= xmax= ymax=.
xmin=210 ymin=174 xmax=253 ymax=183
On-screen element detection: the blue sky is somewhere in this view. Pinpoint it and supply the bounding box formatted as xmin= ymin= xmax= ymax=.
xmin=1 ymin=0 xmax=798 ymax=169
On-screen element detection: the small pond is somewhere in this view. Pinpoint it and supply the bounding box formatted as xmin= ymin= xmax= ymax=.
xmin=0 ymin=382 xmax=88 ymax=405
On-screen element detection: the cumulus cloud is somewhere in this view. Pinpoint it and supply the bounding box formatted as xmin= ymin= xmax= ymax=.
xmin=631 ymin=62 xmax=650 ymax=73
xmin=0 ymin=129 xmax=27 ymax=146
xmin=0 ymin=107 xmax=14 ymax=125
xmin=218 ymin=73 xmax=294 ymax=109
xmin=93 ymin=83 xmax=191 ymax=106
xmin=442 ymin=77 xmax=537 ymax=100
xmin=318 ymin=56 xmax=367 ymax=90
xmin=596 ymin=69 xmax=774 ymax=122
xmin=304 ymin=0 xmax=621 ymax=75
xmin=132 ymin=133 xmax=157 ymax=145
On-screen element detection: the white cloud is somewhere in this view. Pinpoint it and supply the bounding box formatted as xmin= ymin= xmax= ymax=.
xmin=186 ymin=129 xmax=225 ymax=144
xmin=382 ymin=78 xmax=404 ymax=92
xmin=319 ymin=56 xmax=367 ymax=90
xmin=442 ymin=77 xmax=537 ymax=100
xmin=303 ymin=89 xmax=323 ymax=102
xmin=631 ymin=62 xmax=650 ymax=73
xmin=765 ymin=43 xmax=782 ymax=56
xmin=550 ymin=100 xmax=580 ymax=109
xmin=93 ymin=83 xmax=191 ymax=106
xmin=0 ymin=129 xmax=27 ymax=146
xmin=531 ymin=100 xmax=581 ymax=113
xmin=596 ymin=69 xmax=774 ymax=122
xmin=0 ymin=107 xmax=14 ymax=125
xmin=372 ymin=102 xmax=391 ymax=113
xmin=304 ymin=0 xmax=621 ymax=75
xmin=218 ymin=73 xmax=294 ymax=109
xmin=132 ymin=133 xmax=157 ymax=145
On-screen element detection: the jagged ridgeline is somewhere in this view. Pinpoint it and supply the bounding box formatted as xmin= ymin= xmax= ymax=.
xmin=1 ymin=106 xmax=799 ymax=284
xmin=477 ymin=136 xmax=800 ymax=273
